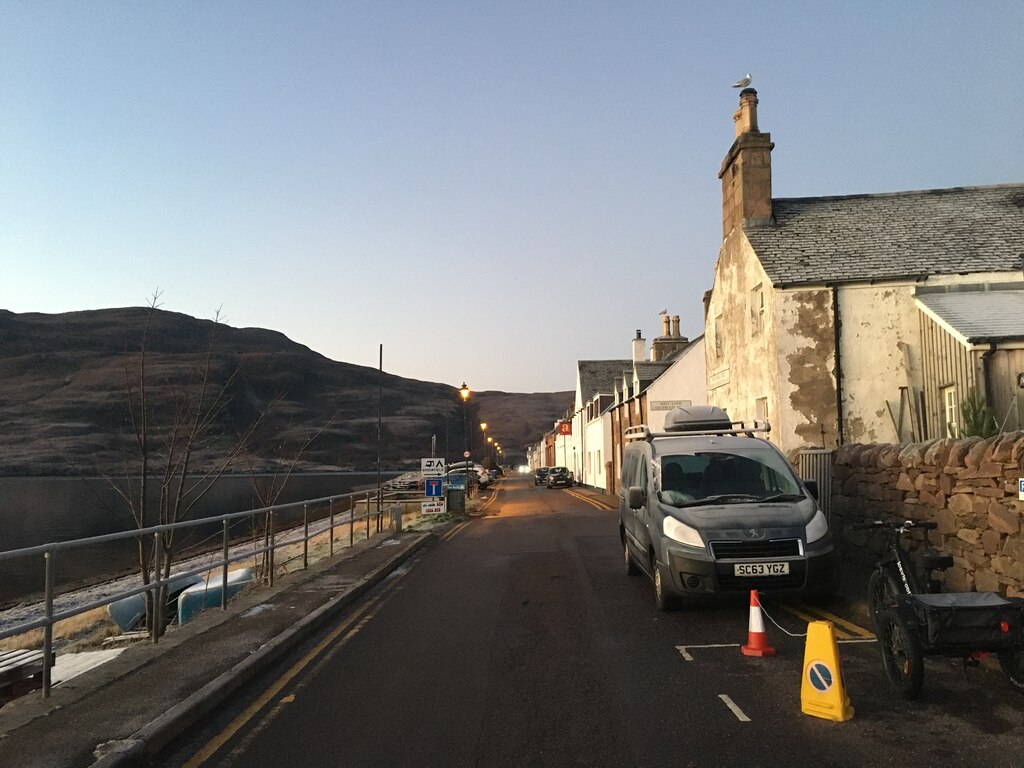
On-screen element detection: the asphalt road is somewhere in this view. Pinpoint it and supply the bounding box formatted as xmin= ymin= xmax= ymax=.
xmin=157 ymin=476 xmax=1024 ymax=768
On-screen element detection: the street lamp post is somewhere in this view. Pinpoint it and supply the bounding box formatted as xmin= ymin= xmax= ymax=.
xmin=459 ymin=382 xmax=471 ymax=458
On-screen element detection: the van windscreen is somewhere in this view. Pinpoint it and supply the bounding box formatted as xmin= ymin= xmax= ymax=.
xmin=658 ymin=449 xmax=802 ymax=506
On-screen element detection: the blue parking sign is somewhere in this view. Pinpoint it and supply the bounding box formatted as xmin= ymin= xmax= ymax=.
xmin=425 ymin=478 xmax=444 ymax=498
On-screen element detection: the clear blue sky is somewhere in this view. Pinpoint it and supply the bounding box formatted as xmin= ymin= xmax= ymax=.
xmin=2 ymin=1 xmax=1022 ymax=393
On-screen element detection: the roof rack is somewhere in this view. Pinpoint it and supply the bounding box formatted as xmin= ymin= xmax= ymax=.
xmin=624 ymin=420 xmax=771 ymax=442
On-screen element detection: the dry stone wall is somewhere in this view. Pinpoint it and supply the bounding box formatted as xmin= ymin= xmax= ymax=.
xmin=830 ymin=433 xmax=1024 ymax=598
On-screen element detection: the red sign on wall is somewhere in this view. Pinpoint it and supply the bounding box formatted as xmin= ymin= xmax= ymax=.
xmin=558 ymin=421 xmax=572 ymax=436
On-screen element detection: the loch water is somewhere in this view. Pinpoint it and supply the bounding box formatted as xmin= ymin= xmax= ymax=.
xmin=0 ymin=473 xmax=393 ymax=605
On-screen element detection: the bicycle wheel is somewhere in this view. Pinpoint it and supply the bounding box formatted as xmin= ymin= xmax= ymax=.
xmin=998 ymin=650 xmax=1024 ymax=694
xmin=877 ymin=608 xmax=924 ymax=699
xmin=868 ymin=570 xmax=901 ymax=630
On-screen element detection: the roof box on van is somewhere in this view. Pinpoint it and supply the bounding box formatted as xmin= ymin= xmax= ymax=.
xmin=663 ymin=405 xmax=733 ymax=433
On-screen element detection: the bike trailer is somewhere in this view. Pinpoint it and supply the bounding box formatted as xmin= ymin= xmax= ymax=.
xmin=901 ymin=593 xmax=1024 ymax=652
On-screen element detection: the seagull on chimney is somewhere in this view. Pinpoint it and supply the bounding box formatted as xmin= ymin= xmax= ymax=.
xmin=658 ymin=308 xmax=667 ymax=315
xmin=732 ymin=73 xmax=752 ymax=88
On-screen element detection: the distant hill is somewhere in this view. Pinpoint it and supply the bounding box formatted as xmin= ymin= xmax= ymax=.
xmin=0 ymin=308 xmax=572 ymax=475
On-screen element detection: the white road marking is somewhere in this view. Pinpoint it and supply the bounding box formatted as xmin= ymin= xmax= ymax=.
xmin=676 ymin=643 xmax=741 ymax=661
xmin=719 ymin=694 xmax=752 ymax=722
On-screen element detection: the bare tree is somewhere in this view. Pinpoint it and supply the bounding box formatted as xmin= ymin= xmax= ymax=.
xmin=102 ymin=291 xmax=266 ymax=634
xmin=241 ymin=414 xmax=335 ymax=582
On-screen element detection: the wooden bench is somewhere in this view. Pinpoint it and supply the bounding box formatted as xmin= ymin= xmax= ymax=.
xmin=0 ymin=650 xmax=48 ymax=705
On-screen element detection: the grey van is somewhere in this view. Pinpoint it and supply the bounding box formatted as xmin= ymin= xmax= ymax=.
xmin=619 ymin=405 xmax=837 ymax=610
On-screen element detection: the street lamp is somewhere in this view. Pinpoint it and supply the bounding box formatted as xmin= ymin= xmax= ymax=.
xmin=459 ymin=382 xmax=471 ymax=458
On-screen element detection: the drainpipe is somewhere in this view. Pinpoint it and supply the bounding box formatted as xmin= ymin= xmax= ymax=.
xmin=831 ymin=286 xmax=845 ymax=446
xmin=981 ymin=343 xmax=997 ymax=411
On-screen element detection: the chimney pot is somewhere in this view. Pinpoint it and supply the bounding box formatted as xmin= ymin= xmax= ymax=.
xmin=661 ymin=314 xmax=671 ymax=336
xmin=671 ymin=315 xmax=681 ymax=337
xmin=734 ymin=89 xmax=759 ymax=137
xmin=720 ymin=88 xmax=774 ymax=238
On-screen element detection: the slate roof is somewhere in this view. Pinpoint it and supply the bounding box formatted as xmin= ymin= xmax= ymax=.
xmin=633 ymin=361 xmax=673 ymax=386
xmin=577 ymin=359 xmax=631 ymax=402
xmin=744 ymin=184 xmax=1024 ymax=287
xmin=916 ymin=287 xmax=1024 ymax=343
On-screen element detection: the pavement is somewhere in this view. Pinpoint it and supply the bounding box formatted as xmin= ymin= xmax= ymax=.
xmin=0 ymin=523 xmax=440 ymax=768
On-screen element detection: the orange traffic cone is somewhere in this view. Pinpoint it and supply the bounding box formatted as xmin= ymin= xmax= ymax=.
xmin=741 ymin=589 xmax=776 ymax=657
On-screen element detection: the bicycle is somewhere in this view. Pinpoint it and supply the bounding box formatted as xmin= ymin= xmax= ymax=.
xmin=853 ymin=519 xmax=1024 ymax=699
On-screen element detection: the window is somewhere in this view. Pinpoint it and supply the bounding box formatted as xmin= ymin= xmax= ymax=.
xmin=622 ymin=453 xmax=639 ymax=488
xmin=756 ymin=397 xmax=768 ymax=423
xmin=943 ymin=386 xmax=958 ymax=438
xmin=750 ymin=285 xmax=764 ymax=336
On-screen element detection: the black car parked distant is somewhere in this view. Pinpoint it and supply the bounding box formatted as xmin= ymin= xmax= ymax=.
xmin=534 ymin=467 xmax=549 ymax=485
xmin=547 ymin=466 xmax=571 ymax=488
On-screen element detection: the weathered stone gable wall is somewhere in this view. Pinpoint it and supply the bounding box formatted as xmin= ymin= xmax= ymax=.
xmin=706 ymin=233 xmax=785 ymax=444
xmin=831 ymin=434 xmax=1024 ymax=597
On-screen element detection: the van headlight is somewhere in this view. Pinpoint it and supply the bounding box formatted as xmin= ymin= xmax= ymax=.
xmin=805 ymin=509 xmax=829 ymax=544
xmin=662 ymin=515 xmax=704 ymax=548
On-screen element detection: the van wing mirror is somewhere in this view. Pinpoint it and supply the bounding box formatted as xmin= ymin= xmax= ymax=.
xmin=627 ymin=486 xmax=646 ymax=509
xmin=804 ymin=479 xmax=819 ymax=500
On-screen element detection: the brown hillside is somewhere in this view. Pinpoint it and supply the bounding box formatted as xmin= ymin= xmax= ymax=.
xmin=0 ymin=308 xmax=571 ymax=474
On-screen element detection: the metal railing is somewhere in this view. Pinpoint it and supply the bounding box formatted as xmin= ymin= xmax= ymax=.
xmin=0 ymin=485 xmax=414 ymax=698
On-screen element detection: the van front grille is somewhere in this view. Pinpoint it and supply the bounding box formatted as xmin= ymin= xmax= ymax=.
xmin=708 ymin=539 xmax=801 ymax=560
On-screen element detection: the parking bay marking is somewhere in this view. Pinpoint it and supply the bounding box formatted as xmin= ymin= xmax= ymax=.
xmin=677 ymin=633 xmax=873 ymax=663
xmin=718 ymin=694 xmax=752 ymax=722
xmin=677 ymin=644 xmax=741 ymax=661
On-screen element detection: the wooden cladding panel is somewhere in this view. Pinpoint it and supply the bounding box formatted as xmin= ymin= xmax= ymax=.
xmin=918 ymin=310 xmax=976 ymax=439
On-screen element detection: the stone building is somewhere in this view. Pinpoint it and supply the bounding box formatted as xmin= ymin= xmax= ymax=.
xmin=705 ymin=88 xmax=1024 ymax=454
xmin=539 ymin=318 xmax=704 ymax=492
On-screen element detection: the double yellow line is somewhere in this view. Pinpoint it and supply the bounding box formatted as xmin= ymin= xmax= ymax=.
xmin=776 ymin=602 xmax=875 ymax=640
xmin=183 ymin=564 xmax=414 ymax=767
xmin=564 ymin=488 xmax=617 ymax=510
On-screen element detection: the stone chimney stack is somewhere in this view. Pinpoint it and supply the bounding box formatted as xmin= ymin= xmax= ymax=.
xmin=718 ymin=88 xmax=774 ymax=239
xmin=650 ymin=313 xmax=690 ymax=361
xmin=632 ymin=329 xmax=646 ymax=363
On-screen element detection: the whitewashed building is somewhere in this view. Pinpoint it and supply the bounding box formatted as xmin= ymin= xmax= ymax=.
xmin=705 ymin=88 xmax=1024 ymax=453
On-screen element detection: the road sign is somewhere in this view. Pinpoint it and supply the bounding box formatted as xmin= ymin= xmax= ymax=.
xmin=1019 ymin=478 xmax=1024 ymax=501
xmin=650 ymin=399 xmax=692 ymax=411
xmin=558 ymin=421 xmax=572 ymax=435
xmin=422 ymin=500 xmax=445 ymax=515
xmin=425 ymin=478 xmax=443 ymax=497
xmin=806 ymin=661 xmax=834 ymax=693
xmin=421 ymin=457 xmax=446 ymax=478
xmin=463 ymin=451 xmax=471 ymax=458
